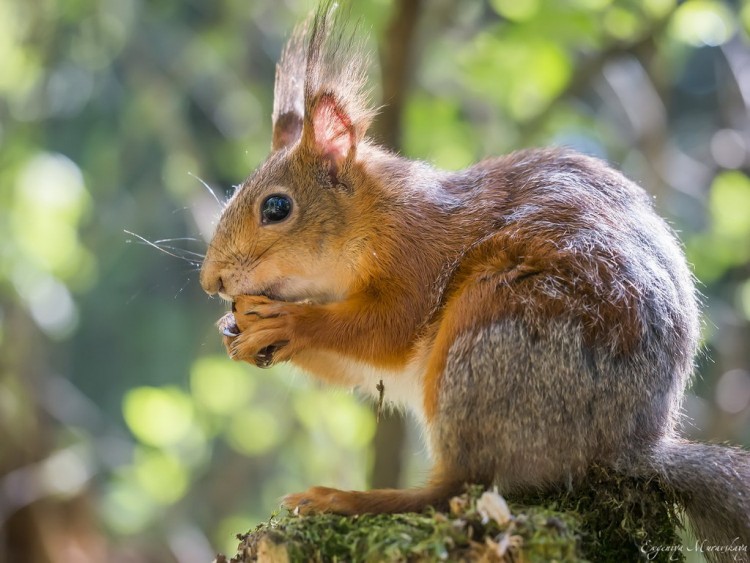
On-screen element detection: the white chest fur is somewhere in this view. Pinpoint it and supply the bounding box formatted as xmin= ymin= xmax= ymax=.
xmin=295 ymin=350 xmax=427 ymax=426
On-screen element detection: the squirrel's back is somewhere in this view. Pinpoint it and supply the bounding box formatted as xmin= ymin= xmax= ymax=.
xmin=450 ymin=147 xmax=699 ymax=361
xmin=430 ymin=147 xmax=700 ymax=482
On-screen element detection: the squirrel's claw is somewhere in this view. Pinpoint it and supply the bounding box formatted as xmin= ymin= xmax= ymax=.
xmin=254 ymin=346 xmax=277 ymax=368
xmin=217 ymin=312 xmax=240 ymax=337
xmin=222 ymin=326 xmax=240 ymax=337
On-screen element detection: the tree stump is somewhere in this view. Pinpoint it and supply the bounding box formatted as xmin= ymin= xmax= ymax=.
xmin=214 ymin=467 xmax=685 ymax=562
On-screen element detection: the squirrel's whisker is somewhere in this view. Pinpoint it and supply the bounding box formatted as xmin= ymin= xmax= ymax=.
xmin=189 ymin=172 xmax=225 ymax=209
xmin=124 ymin=230 xmax=202 ymax=265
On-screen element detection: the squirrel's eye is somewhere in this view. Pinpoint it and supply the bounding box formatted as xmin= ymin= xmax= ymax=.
xmin=260 ymin=195 xmax=292 ymax=224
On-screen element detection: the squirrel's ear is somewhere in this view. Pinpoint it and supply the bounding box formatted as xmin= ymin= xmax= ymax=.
xmin=297 ymin=2 xmax=374 ymax=175
xmin=271 ymin=20 xmax=308 ymax=151
xmin=272 ymin=112 xmax=303 ymax=152
xmin=306 ymin=93 xmax=356 ymax=173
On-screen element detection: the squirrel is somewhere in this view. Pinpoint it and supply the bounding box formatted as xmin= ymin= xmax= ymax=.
xmin=200 ymin=3 xmax=750 ymax=558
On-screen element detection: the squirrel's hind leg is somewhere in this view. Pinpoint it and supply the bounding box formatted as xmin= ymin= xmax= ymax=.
xmin=426 ymin=317 xmax=626 ymax=493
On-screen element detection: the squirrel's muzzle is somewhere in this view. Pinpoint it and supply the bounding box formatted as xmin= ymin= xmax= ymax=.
xmin=200 ymin=253 xmax=225 ymax=295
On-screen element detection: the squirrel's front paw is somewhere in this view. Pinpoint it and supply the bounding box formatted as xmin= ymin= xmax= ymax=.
xmin=224 ymin=295 xmax=306 ymax=366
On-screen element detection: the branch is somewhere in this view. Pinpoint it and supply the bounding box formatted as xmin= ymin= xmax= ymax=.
xmin=372 ymin=0 xmax=424 ymax=151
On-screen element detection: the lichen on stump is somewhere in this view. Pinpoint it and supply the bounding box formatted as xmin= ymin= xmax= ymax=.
xmin=215 ymin=467 xmax=684 ymax=562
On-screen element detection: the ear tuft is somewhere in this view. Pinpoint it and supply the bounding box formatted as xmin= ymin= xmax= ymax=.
xmin=271 ymin=18 xmax=309 ymax=151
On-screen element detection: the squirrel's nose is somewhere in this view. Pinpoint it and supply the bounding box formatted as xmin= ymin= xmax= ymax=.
xmin=213 ymin=277 xmax=226 ymax=294
xmin=199 ymin=261 xmax=225 ymax=295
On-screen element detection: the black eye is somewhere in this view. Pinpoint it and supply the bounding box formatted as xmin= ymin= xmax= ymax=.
xmin=261 ymin=195 xmax=292 ymax=224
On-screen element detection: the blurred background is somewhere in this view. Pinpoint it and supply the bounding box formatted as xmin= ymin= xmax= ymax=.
xmin=1 ymin=0 xmax=749 ymax=561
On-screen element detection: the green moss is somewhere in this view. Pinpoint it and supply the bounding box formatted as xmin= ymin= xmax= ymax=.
xmin=511 ymin=466 xmax=685 ymax=563
xmin=221 ymin=468 xmax=684 ymax=562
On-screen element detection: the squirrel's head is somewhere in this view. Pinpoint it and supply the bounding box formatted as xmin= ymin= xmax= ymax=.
xmin=200 ymin=3 xmax=376 ymax=303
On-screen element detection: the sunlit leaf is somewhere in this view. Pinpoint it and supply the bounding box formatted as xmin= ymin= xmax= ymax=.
xmin=509 ymin=5 xmax=603 ymax=50
xmin=226 ymin=407 xmax=283 ymax=456
xmin=710 ymin=171 xmax=750 ymax=238
xmin=321 ymin=395 xmax=376 ymax=449
xmin=640 ymin=0 xmax=676 ymax=19
xmin=131 ymin=448 xmax=190 ymax=505
xmin=11 ymin=153 xmax=94 ymax=284
xmin=685 ymin=234 xmax=741 ymax=283
xmin=604 ymin=7 xmax=643 ymax=41
xmin=101 ymin=479 xmax=159 ymax=535
xmin=123 ymin=386 xmax=194 ymax=447
xmin=403 ymin=94 xmax=477 ymax=169
xmin=191 ymin=355 xmax=256 ymax=414
xmin=461 ymin=32 xmax=572 ymax=122
xmin=669 ymin=0 xmax=735 ymax=46
xmin=292 ymin=390 xmax=376 ymax=449
xmin=570 ymin=0 xmax=612 ymax=10
xmin=679 ymin=170 xmax=750 ymax=282
xmin=490 ymin=0 xmax=540 ymax=22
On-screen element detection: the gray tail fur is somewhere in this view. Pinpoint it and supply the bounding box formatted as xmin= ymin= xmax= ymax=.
xmin=641 ymin=437 xmax=750 ymax=563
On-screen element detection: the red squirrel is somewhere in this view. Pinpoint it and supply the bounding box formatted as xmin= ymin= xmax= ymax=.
xmin=200 ymin=3 xmax=750 ymax=556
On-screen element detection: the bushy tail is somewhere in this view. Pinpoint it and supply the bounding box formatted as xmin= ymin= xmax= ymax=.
xmin=645 ymin=437 xmax=750 ymax=562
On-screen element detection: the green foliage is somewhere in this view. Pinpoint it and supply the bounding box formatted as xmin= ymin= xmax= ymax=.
xmin=191 ymin=355 xmax=257 ymax=414
xmin=710 ymin=171 xmax=750 ymax=239
xmin=515 ymin=467 xmax=685 ymax=562
xmin=669 ymin=0 xmax=737 ymax=46
xmin=461 ymin=31 xmax=573 ymax=121
xmin=111 ymin=360 xmax=377 ymax=550
xmin=685 ymin=171 xmax=750 ymax=282
xmin=124 ymin=386 xmax=196 ymax=447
